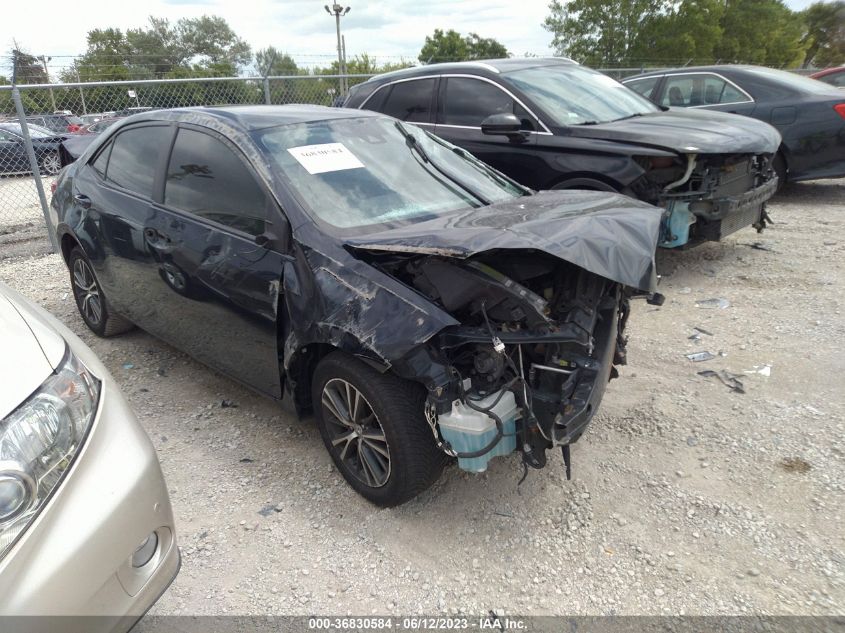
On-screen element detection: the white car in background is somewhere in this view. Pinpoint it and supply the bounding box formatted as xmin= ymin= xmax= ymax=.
xmin=0 ymin=282 xmax=179 ymax=628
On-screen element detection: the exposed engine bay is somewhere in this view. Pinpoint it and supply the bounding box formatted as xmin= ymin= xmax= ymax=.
xmin=368 ymin=249 xmax=642 ymax=478
xmin=631 ymin=152 xmax=778 ymax=248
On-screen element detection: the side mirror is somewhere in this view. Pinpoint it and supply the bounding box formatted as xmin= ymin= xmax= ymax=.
xmin=481 ymin=113 xmax=522 ymax=135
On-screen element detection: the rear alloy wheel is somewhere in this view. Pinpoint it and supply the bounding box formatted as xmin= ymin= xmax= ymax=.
xmin=68 ymin=247 xmax=134 ymax=337
xmin=39 ymin=151 xmax=61 ymax=176
xmin=312 ymin=352 xmax=447 ymax=507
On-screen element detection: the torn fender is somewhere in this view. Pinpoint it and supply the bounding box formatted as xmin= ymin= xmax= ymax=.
xmin=345 ymin=190 xmax=663 ymax=293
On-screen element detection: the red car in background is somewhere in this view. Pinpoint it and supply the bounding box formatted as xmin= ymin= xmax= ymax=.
xmin=811 ymin=67 xmax=845 ymax=88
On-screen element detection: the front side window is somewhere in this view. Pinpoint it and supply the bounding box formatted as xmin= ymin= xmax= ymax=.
xmin=164 ymin=128 xmax=268 ymax=236
xmin=256 ymin=116 xmax=526 ymax=231
xmin=502 ymin=65 xmax=659 ymax=126
xmin=106 ymin=126 xmax=171 ymax=197
xmin=376 ymin=79 xmax=435 ymax=122
xmin=442 ymin=77 xmax=515 ymax=127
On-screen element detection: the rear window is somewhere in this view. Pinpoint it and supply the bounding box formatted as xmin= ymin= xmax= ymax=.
xmin=106 ymin=126 xmax=171 ymax=197
xmin=745 ymin=67 xmax=843 ymax=95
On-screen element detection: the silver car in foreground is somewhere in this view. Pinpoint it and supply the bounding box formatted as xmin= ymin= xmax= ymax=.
xmin=0 ymin=282 xmax=179 ymax=627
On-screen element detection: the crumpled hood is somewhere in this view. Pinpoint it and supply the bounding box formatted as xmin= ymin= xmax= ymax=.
xmin=345 ymin=190 xmax=663 ymax=292
xmin=566 ymin=109 xmax=781 ymax=155
xmin=60 ymin=134 xmax=98 ymax=161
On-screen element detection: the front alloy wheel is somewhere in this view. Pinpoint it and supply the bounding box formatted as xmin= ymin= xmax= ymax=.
xmin=321 ymin=378 xmax=391 ymax=488
xmin=40 ymin=151 xmax=61 ymax=176
xmin=312 ymin=352 xmax=447 ymax=507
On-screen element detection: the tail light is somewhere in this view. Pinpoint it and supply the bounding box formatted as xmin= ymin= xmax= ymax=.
xmin=835 ymin=104 xmax=845 ymax=120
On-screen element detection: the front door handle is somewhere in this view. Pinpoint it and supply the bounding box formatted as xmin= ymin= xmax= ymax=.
xmin=73 ymin=193 xmax=91 ymax=209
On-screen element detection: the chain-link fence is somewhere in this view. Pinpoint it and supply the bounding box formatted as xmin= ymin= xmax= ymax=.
xmin=0 ymin=73 xmax=375 ymax=242
xmin=0 ymin=65 xmax=823 ymax=243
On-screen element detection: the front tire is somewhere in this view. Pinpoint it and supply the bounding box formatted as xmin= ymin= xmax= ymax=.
xmin=312 ymin=352 xmax=446 ymax=507
xmin=39 ymin=150 xmax=61 ymax=176
xmin=68 ymin=247 xmax=134 ymax=337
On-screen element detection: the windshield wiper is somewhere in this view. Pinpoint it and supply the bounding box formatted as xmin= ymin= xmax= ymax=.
xmin=610 ymin=113 xmax=646 ymax=122
xmin=393 ymin=121 xmax=492 ymax=206
xmin=450 ymin=146 xmax=532 ymax=196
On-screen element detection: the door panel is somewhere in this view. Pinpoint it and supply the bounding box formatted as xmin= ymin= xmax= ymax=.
xmin=143 ymin=207 xmax=286 ymax=397
xmin=142 ymin=125 xmax=288 ymax=397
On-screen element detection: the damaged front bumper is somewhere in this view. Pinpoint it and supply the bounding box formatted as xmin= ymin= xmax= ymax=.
xmin=657 ymin=156 xmax=778 ymax=248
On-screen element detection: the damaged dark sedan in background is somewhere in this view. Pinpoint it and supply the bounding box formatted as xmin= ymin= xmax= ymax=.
xmin=343 ymin=58 xmax=782 ymax=249
xmin=50 ymin=105 xmax=662 ymax=506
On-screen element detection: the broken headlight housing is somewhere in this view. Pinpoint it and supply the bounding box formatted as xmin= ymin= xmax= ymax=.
xmin=0 ymin=346 xmax=99 ymax=559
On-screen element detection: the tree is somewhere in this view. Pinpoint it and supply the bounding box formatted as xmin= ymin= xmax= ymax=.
xmin=543 ymin=0 xmax=664 ymax=66
xmin=418 ymin=29 xmax=510 ymax=63
xmin=630 ymin=0 xmax=726 ymax=65
xmin=64 ymin=15 xmax=253 ymax=83
xmin=177 ymin=16 xmax=252 ymax=69
xmin=255 ymin=47 xmax=300 ymax=76
xmin=714 ymin=0 xmax=807 ymax=67
xmin=800 ymin=1 xmax=845 ymax=67
xmin=9 ymin=47 xmax=49 ymax=84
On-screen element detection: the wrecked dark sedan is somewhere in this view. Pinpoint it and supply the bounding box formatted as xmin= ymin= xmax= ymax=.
xmin=343 ymin=58 xmax=782 ymax=249
xmin=50 ymin=105 xmax=662 ymax=506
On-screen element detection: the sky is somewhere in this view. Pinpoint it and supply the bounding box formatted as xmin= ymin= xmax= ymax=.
xmin=1 ymin=0 xmax=818 ymax=76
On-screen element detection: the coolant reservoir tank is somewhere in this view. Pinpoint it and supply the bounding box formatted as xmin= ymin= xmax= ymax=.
xmin=438 ymin=390 xmax=519 ymax=473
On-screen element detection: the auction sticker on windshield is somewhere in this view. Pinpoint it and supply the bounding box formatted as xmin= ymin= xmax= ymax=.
xmin=288 ymin=142 xmax=365 ymax=174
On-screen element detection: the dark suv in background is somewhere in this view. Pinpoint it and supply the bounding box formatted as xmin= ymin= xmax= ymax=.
xmin=344 ymin=58 xmax=782 ymax=248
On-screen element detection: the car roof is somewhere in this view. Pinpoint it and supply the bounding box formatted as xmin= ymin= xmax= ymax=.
xmin=136 ymin=104 xmax=382 ymax=131
xmin=624 ymin=65 xmax=767 ymax=80
xmin=359 ymin=57 xmax=579 ymax=85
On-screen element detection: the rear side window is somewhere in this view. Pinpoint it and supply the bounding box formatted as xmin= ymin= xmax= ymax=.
xmin=377 ymin=79 xmax=435 ymax=122
xmin=91 ymin=142 xmax=111 ymax=178
xmin=164 ymin=128 xmax=268 ymax=236
xmin=442 ymin=77 xmax=514 ymax=127
xmin=106 ymin=126 xmax=171 ymax=197
xmin=626 ymin=76 xmax=659 ymax=100
xmin=662 ymin=74 xmax=750 ymax=107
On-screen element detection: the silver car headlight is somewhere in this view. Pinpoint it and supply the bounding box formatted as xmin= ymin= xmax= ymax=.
xmin=0 ymin=345 xmax=100 ymax=559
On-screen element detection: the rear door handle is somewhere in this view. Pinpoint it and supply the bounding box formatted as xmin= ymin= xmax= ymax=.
xmin=143 ymin=227 xmax=172 ymax=247
xmin=73 ymin=193 xmax=91 ymax=209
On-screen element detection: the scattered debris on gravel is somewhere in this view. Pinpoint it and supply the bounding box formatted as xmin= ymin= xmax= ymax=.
xmin=1 ymin=180 xmax=842 ymax=616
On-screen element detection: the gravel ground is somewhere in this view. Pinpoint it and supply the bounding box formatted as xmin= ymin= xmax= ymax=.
xmin=1 ymin=179 xmax=843 ymax=617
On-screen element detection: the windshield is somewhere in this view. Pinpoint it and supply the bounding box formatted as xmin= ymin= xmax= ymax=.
xmin=502 ymin=65 xmax=659 ymax=126
xmin=744 ymin=66 xmax=842 ymax=95
xmin=256 ymin=116 xmax=526 ymax=230
xmin=0 ymin=123 xmax=53 ymax=139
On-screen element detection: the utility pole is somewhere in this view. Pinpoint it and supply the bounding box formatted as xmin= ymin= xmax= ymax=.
xmin=324 ymin=3 xmax=351 ymax=95
xmin=76 ymin=67 xmax=87 ymax=115
xmin=39 ymin=55 xmax=57 ymax=112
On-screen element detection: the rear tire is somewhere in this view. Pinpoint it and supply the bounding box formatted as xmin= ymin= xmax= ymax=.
xmin=312 ymin=352 xmax=446 ymax=507
xmin=68 ymin=247 xmax=134 ymax=337
xmin=773 ymin=154 xmax=787 ymax=192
